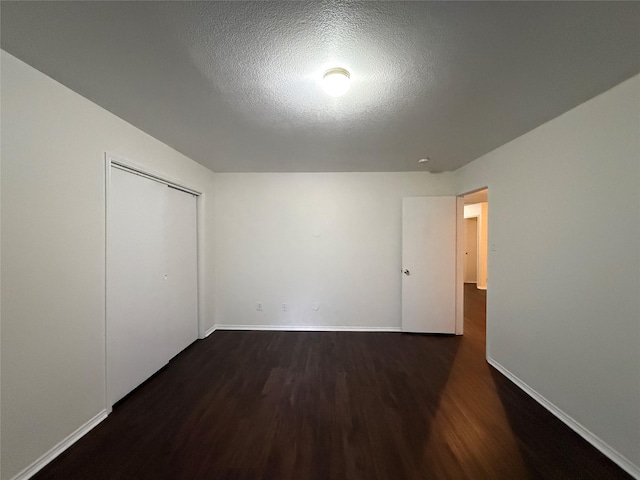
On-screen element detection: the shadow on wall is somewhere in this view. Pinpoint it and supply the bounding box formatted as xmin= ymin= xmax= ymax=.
xmin=488 ymin=368 xmax=631 ymax=479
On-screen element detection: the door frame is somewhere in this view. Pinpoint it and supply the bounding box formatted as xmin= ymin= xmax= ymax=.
xmin=455 ymin=196 xmax=464 ymax=334
xmin=104 ymin=152 xmax=204 ymax=411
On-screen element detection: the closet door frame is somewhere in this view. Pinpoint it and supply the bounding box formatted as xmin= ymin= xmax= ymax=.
xmin=104 ymin=152 xmax=204 ymax=411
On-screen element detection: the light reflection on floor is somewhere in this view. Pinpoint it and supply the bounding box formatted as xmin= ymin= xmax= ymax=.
xmin=423 ymin=286 xmax=530 ymax=479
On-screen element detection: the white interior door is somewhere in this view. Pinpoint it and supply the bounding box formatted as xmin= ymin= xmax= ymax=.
xmin=465 ymin=217 xmax=478 ymax=283
xmin=165 ymin=186 xmax=198 ymax=360
xmin=402 ymin=196 xmax=457 ymax=333
xmin=108 ymin=167 xmax=169 ymax=404
xmin=108 ymin=166 xmax=198 ymax=405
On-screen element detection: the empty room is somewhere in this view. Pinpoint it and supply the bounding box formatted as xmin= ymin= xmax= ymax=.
xmin=1 ymin=2 xmax=639 ymax=479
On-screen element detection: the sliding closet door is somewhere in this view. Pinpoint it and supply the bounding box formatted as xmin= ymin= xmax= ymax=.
xmin=164 ymin=186 xmax=198 ymax=360
xmin=108 ymin=167 xmax=169 ymax=404
xmin=108 ymin=166 xmax=199 ymax=405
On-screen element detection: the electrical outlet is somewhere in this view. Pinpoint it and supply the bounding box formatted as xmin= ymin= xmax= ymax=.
xmin=282 ymin=303 xmax=288 ymax=312
xmin=256 ymin=302 xmax=263 ymax=311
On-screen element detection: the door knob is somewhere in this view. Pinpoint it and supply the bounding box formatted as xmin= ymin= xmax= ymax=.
xmin=403 ymin=269 xmax=410 ymax=276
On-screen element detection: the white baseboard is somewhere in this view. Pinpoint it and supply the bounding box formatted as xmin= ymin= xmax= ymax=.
xmin=213 ymin=324 xmax=402 ymax=332
xmin=203 ymin=324 xmax=216 ymax=337
xmin=11 ymin=409 xmax=109 ymax=480
xmin=487 ymin=357 xmax=640 ymax=479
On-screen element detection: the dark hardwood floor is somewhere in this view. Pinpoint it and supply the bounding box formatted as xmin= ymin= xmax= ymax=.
xmin=34 ymin=284 xmax=630 ymax=479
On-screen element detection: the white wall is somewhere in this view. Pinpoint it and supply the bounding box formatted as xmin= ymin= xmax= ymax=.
xmin=0 ymin=51 xmax=216 ymax=480
xmin=477 ymin=203 xmax=488 ymax=290
xmin=455 ymin=74 xmax=640 ymax=475
xmin=214 ymin=172 xmax=455 ymax=330
xmin=463 ymin=203 xmax=482 ymax=218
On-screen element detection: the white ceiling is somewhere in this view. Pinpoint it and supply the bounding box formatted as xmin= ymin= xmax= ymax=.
xmin=2 ymin=1 xmax=639 ymax=173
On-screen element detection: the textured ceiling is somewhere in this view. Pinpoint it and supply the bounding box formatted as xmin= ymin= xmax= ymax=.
xmin=2 ymin=1 xmax=639 ymax=173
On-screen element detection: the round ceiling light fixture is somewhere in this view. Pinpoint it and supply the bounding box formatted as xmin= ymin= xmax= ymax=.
xmin=322 ymin=67 xmax=351 ymax=97
xmin=418 ymin=158 xmax=430 ymax=163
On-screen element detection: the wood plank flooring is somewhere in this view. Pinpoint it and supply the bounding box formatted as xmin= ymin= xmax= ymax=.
xmin=33 ymin=285 xmax=630 ymax=479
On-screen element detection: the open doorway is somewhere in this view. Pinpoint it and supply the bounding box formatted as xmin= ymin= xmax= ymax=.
xmin=460 ymin=188 xmax=488 ymax=342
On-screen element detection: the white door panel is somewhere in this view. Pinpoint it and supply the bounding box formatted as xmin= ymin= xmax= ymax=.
xmin=165 ymin=186 xmax=198 ymax=360
xmin=108 ymin=168 xmax=168 ymax=404
xmin=108 ymin=167 xmax=198 ymax=405
xmin=465 ymin=217 xmax=478 ymax=283
xmin=402 ymin=196 xmax=457 ymax=333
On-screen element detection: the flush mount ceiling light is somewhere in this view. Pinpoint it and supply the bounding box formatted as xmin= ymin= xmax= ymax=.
xmin=322 ymin=68 xmax=351 ymax=97
xmin=418 ymin=158 xmax=430 ymax=163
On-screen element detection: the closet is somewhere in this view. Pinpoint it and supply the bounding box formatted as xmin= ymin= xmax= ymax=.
xmin=107 ymin=165 xmax=198 ymax=405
